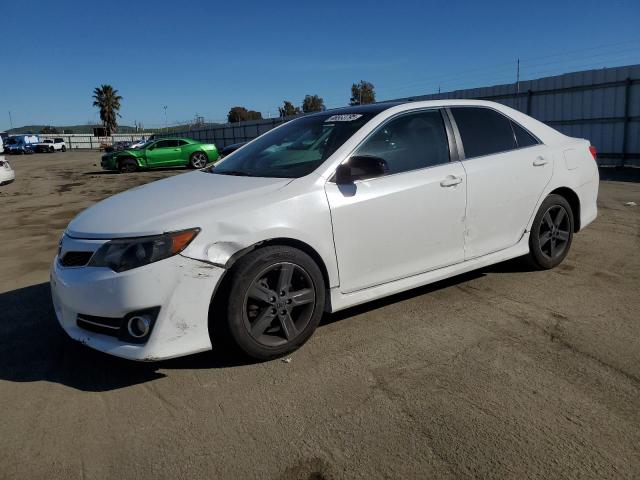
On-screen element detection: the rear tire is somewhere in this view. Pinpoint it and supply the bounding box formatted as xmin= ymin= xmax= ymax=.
xmin=61 ymin=145 xmax=66 ymax=152
xmin=528 ymin=194 xmax=574 ymax=270
xmin=189 ymin=151 xmax=208 ymax=169
xmin=118 ymin=158 xmax=138 ymax=173
xmin=223 ymin=246 xmax=325 ymax=360
xmin=49 ymin=146 xmax=54 ymax=153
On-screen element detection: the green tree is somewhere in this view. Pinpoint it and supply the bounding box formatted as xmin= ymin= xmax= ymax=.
xmin=302 ymin=94 xmax=325 ymax=113
xmin=279 ymin=100 xmax=301 ymax=117
xmin=92 ymin=85 xmax=123 ymax=134
xmin=350 ymin=80 xmax=376 ymax=105
xmin=40 ymin=126 xmax=59 ymax=134
xmin=228 ymin=107 xmax=263 ymax=123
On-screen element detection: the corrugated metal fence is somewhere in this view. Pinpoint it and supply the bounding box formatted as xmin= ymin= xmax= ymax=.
xmin=163 ymin=64 xmax=640 ymax=167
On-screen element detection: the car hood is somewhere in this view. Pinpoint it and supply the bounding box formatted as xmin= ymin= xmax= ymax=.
xmin=114 ymin=148 xmax=142 ymax=157
xmin=67 ymin=171 xmax=292 ymax=239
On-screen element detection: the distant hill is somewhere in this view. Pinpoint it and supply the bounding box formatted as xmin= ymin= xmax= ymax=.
xmin=5 ymin=124 xmax=141 ymax=135
xmin=5 ymin=122 xmax=225 ymax=135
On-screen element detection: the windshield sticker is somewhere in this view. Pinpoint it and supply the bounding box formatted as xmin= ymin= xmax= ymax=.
xmin=325 ymin=114 xmax=363 ymax=122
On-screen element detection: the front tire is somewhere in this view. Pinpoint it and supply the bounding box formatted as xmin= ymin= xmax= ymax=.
xmin=118 ymin=158 xmax=138 ymax=173
xmin=224 ymin=246 xmax=325 ymax=360
xmin=189 ymin=151 xmax=208 ymax=169
xmin=61 ymin=145 xmax=66 ymax=152
xmin=528 ymin=194 xmax=574 ymax=269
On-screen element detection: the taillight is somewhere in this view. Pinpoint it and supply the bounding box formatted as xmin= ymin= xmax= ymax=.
xmin=588 ymin=145 xmax=597 ymax=160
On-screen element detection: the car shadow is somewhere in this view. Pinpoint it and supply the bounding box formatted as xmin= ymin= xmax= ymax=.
xmin=0 ymin=257 xmax=528 ymax=392
xmin=82 ymin=167 xmax=190 ymax=176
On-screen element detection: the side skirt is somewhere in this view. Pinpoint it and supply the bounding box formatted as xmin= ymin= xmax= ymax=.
xmin=328 ymin=233 xmax=531 ymax=313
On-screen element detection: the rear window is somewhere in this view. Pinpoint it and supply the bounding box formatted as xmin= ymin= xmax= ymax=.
xmin=451 ymin=107 xmax=516 ymax=159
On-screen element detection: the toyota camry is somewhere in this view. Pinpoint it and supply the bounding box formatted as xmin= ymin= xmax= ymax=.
xmin=51 ymin=100 xmax=599 ymax=361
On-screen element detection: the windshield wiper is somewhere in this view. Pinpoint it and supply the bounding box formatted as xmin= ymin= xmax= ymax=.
xmin=211 ymin=169 xmax=253 ymax=177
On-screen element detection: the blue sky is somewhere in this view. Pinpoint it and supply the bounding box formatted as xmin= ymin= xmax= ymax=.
xmin=1 ymin=0 xmax=639 ymax=130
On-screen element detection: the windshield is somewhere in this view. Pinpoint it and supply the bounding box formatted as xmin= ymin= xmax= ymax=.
xmin=210 ymin=112 xmax=375 ymax=178
xmin=137 ymin=140 xmax=155 ymax=149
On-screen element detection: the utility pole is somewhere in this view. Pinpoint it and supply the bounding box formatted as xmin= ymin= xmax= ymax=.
xmin=163 ymin=105 xmax=168 ymax=133
xmin=8 ymin=111 xmax=13 ymax=130
xmin=516 ymin=58 xmax=520 ymax=94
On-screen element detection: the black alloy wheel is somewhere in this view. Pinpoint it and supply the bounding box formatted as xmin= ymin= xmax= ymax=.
xmin=243 ymin=262 xmax=316 ymax=347
xmin=528 ymin=194 xmax=574 ymax=269
xmin=221 ymin=246 xmax=325 ymax=360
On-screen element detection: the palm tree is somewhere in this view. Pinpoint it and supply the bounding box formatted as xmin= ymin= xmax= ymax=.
xmin=92 ymin=85 xmax=122 ymax=134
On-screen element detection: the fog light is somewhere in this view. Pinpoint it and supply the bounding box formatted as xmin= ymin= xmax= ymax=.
xmin=127 ymin=315 xmax=151 ymax=339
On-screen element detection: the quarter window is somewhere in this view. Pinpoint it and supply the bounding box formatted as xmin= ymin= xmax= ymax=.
xmin=511 ymin=121 xmax=539 ymax=148
xmin=354 ymin=110 xmax=450 ymax=175
xmin=451 ymin=107 xmax=517 ymax=159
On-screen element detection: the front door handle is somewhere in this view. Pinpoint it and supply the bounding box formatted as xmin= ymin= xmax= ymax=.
xmin=533 ymin=156 xmax=548 ymax=166
xmin=440 ymin=175 xmax=463 ymax=187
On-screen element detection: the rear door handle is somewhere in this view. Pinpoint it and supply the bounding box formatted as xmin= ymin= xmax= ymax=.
xmin=533 ymin=156 xmax=548 ymax=166
xmin=440 ymin=175 xmax=463 ymax=187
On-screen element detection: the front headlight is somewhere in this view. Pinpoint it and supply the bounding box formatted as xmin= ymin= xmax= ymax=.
xmin=88 ymin=228 xmax=200 ymax=272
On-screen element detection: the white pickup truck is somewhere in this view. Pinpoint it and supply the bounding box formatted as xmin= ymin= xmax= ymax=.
xmin=34 ymin=138 xmax=67 ymax=153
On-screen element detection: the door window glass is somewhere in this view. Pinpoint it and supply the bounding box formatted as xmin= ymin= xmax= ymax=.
xmin=354 ymin=110 xmax=450 ymax=175
xmin=451 ymin=107 xmax=517 ymax=158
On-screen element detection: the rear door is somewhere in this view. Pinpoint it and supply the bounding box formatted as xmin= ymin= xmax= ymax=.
xmin=325 ymin=109 xmax=467 ymax=293
xmin=449 ymin=107 xmax=552 ymax=259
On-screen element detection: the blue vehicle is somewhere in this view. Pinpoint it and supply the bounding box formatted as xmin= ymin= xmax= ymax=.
xmin=4 ymin=135 xmax=39 ymax=155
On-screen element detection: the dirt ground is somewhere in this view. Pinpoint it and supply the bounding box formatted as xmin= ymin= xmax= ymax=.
xmin=0 ymin=151 xmax=639 ymax=480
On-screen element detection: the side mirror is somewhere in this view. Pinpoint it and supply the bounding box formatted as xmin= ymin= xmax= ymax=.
xmin=335 ymin=155 xmax=389 ymax=184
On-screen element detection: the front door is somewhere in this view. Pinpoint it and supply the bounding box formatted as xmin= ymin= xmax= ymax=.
xmin=145 ymin=139 xmax=180 ymax=167
xmin=325 ymin=109 xmax=467 ymax=294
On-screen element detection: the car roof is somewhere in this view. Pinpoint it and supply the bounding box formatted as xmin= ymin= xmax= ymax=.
xmin=151 ymin=137 xmax=195 ymax=142
xmin=309 ymin=101 xmax=404 ymax=117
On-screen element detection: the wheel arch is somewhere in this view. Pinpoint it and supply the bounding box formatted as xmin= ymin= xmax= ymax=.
xmin=117 ymin=155 xmax=141 ymax=166
xmin=221 ymin=237 xmax=331 ymax=291
xmin=206 ymin=237 xmax=333 ymax=343
xmin=549 ymin=186 xmax=581 ymax=232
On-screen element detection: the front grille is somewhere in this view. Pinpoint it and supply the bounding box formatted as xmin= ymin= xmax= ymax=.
xmin=77 ymin=314 xmax=122 ymax=338
xmin=60 ymin=251 xmax=93 ymax=267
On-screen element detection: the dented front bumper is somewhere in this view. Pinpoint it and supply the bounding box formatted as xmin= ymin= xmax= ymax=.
xmin=50 ymin=254 xmax=224 ymax=361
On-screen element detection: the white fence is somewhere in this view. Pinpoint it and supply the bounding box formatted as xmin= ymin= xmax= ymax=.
xmin=37 ymin=133 xmax=152 ymax=150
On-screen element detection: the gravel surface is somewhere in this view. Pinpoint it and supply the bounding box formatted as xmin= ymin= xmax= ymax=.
xmin=0 ymin=152 xmax=638 ymax=479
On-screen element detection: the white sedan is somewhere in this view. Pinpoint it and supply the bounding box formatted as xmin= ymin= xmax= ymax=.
xmin=0 ymin=157 xmax=15 ymax=186
xmin=51 ymin=100 xmax=599 ymax=361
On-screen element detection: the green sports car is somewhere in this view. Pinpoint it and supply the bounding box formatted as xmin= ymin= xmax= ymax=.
xmin=101 ymin=138 xmax=219 ymax=173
